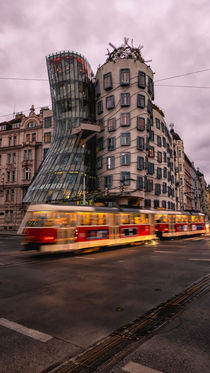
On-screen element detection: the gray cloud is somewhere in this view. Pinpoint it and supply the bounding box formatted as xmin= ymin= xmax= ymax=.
xmin=0 ymin=0 xmax=210 ymax=183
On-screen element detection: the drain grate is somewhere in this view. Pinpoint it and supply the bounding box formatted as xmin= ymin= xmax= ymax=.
xmin=44 ymin=274 xmax=210 ymax=373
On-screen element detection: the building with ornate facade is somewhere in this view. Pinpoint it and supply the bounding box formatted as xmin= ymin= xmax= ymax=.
xmin=0 ymin=106 xmax=53 ymax=231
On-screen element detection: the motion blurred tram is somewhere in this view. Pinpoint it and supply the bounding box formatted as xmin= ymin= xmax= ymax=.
xmin=21 ymin=204 xmax=206 ymax=253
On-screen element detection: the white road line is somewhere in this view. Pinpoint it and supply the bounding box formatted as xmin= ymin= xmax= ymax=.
xmin=155 ymin=250 xmax=176 ymax=254
xmin=75 ymin=256 xmax=96 ymax=260
xmin=122 ymin=361 xmax=163 ymax=373
xmin=0 ymin=318 xmax=53 ymax=342
xmin=188 ymin=258 xmax=210 ymax=262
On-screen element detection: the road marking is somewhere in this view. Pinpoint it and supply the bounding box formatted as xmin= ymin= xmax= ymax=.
xmin=155 ymin=250 xmax=176 ymax=254
xmin=188 ymin=258 xmax=210 ymax=262
xmin=122 ymin=361 xmax=162 ymax=373
xmin=0 ymin=318 xmax=53 ymax=342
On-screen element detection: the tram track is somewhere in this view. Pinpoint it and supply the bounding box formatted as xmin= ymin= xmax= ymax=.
xmin=43 ymin=274 xmax=210 ymax=373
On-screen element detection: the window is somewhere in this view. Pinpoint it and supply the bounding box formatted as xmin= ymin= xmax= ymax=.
xmin=157 ymin=135 xmax=162 ymax=147
xmin=147 ymin=162 xmax=154 ymax=175
xmin=7 ymin=153 xmax=11 ymax=164
xmin=121 ymin=152 xmax=130 ymax=166
xmin=120 ymin=113 xmax=130 ymax=126
xmin=121 ymin=171 xmax=131 ymax=186
xmin=161 ymin=122 xmax=165 ymax=132
xmin=157 ymin=167 xmax=162 ymax=179
xmin=13 ymin=136 xmax=17 ymax=146
xmin=107 ymin=137 xmax=116 ymax=151
xmin=121 ymin=133 xmax=130 ymax=146
xmin=157 ymin=151 xmax=162 ymax=163
xmin=154 ymin=200 xmax=160 ymax=208
xmin=97 ymin=100 xmax=103 ymax=115
xmin=106 ymin=95 xmax=115 ymax=109
xmin=44 ymin=117 xmax=52 ymax=128
xmin=5 ymin=190 xmax=9 ymax=202
xmin=28 ymin=149 xmax=32 ymax=160
xmin=137 ymin=156 xmax=144 ymax=170
xmin=155 ymin=183 xmax=161 ymax=195
xmin=155 ymin=118 xmax=160 ymax=129
xmin=32 ymin=133 xmax=36 ymax=142
xmin=145 ymin=199 xmax=151 ymax=208
xmin=98 ymin=118 xmax=104 ymax=131
xmin=147 ymin=118 xmax=151 ymax=132
xmin=163 ymin=167 xmax=167 ymax=178
xmin=12 ymin=171 xmax=15 ymax=182
xmin=7 ymin=171 xmax=10 ymax=182
xmin=98 ymin=137 xmax=104 ymax=151
xmin=0 ymin=138 xmax=2 ymax=147
xmin=120 ymin=93 xmax=130 ymax=106
xmin=137 ymin=94 xmax=145 ymax=108
xmin=146 ymin=179 xmax=153 ymax=192
xmin=23 ymin=167 xmax=31 ymax=180
xmin=107 ymin=156 xmax=115 ymax=170
xmin=149 ymin=131 xmax=154 ymax=141
xmin=138 ymin=71 xmax=146 ymax=88
xmin=162 ymin=200 xmax=166 ymax=209
xmin=120 ymin=69 xmax=130 ymax=85
xmin=137 ymin=136 xmax=144 ymax=150
xmin=149 ymin=146 xmax=155 ymax=158
xmin=163 ymin=152 xmax=167 ymax=163
xmin=43 ymin=148 xmax=49 ymax=158
xmin=11 ymin=189 xmax=14 ymax=201
xmin=26 ymin=134 xmax=30 ymax=142
xmin=163 ymin=137 xmax=166 ymax=147
xmin=96 ymin=80 xmax=101 ymax=97
xmin=0 ymin=155 xmax=1 ymax=165
xmin=44 ymin=132 xmax=51 ymax=144
xmin=0 ymin=125 xmax=6 ymax=131
xmin=137 ymin=176 xmax=143 ymax=190
xmin=96 ymin=157 xmax=102 ymax=169
xmin=28 ymin=121 xmax=36 ymax=128
xmin=12 ymin=123 xmax=20 ymax=129
xmin=148 ymin=77 xmax=154 ymax=97
xmin=104 ymin=175 xmax=112 ymax=189
xmin=108 ymin=118 xmax=116 ymax=131
xmin=103 ymin=72 xmax=112 ymax=90
xmin=147 ymin=99 xmax=152 ymax=114
xmin=137 ymin=117 xmax=145 ymax=131
xmin=8 ymin=137 xmax=12 ymax=146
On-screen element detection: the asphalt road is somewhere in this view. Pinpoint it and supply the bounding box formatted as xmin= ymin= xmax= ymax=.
xmin=0 ymin=235 xmax=210 ymax=373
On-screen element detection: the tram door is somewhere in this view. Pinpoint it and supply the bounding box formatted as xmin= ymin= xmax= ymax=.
xmin=168 ymin=214 xmax=175 ymax=233
xmin=109 ymin=213 xmax=120 ymax=239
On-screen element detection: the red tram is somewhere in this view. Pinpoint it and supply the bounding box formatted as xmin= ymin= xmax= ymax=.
xmin=20 ymin=204 xmax=206 ymax=253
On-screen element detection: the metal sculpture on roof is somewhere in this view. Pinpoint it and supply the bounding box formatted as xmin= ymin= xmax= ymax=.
xmin=106 ymin=37 xmax=149 ymax=63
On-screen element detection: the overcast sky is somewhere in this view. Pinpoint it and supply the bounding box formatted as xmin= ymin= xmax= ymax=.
xmin=0 ymin=0 xmax=209 ymax=183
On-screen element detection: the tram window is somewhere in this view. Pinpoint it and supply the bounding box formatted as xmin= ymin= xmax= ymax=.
xmin=122 ymin=228 xmax=137 ymax=236
xmin=176 ymin=215 xmax=188 ymax=223
xmin=121 ymin=214 xmax=130 ymax=224
xmin=141 ymin=214 xmax=149 ymax=224
xmin=155 ymin=214 xmax=167 ymax=223
xmin=79 ymin=213 xmax=91 ymax=225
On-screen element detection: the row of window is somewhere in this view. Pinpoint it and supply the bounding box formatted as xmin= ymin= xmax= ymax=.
xmin=144 ymin=199 xmax=175 ymax=210
xmin=4 ymin=168 xmax=31 ymax=182
xmin=96 ymin=70 xmax=154 ymax=98
xmin=97 ymin=94 xmax=152 ymax=115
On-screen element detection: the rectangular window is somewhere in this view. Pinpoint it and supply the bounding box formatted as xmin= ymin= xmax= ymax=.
xmin=146 ymin=179 xmax=153 ymax=192
xmin=157 ymin=151 xmax=162 ymax=163
xmin=137 ymin=94 xmax=145 ymax=108
xmin=7 ymin=153 xmax=11 ymax=164
xmin=96 ymin=80 xmax=101 ymax=97
xmin=11 ymin=189 xmax=15 ymax=201
xmin=138 ymin=71 xmax=146 ymax=88
xmin=147 ymin=99 xmax=152 ymax=114
xmin=137 ymin=176 xmax=143 ymax=190
xmin=44 ymin=117 xmax=52 ymax=128
xmin=145 ymin=199 xmax=151 ymax=208
xmin=44 ymin=132 xmax=51 ymax=144
xmin=28 ymin=149 xmax=32 ymax=160
xmin=163 ymin=137 xmax=166 ymax=147
xmin=5 ymin=190 xmax=9 ymax=202
xmin=157 ymin=167 xmax=162 ymax=179
xmin=163 ymin=167 xmax=167 ymax=178
xmin=107 ymin=156 xmax=115 ymax=170
xmin=155 ymin=118 xmax=160 ymax=129
xmin=26 ymin=134 xmax=30 ymax=142
xmin=12 ymin=123 xmax=20 ymax=129
xmin=12 ymin=153 xmax=16 ymax=163
xmin=120 ymin=171 xmax=131 ymax=186
xmin=164 ymin=152 xmax=167 ymax=163
xmin=104 ymin=175 xmax=112 ymax=189
xmin=154 ymin=200 xmax=159 ymax=208
xmin=98 ymin=137 xmax=104 ymax=151
xmin=8 ymin=137 xmax=12 ymax=146
xmin=98 ymin=118 xmax=104 ymax=131
xmin=96 ymin=157 xmax=102 ymax=170
xmin=0 ymin=125 xmax=6 ymax=131
xmin=147 ymin=162 xmax=154 ymax=175
xmin=97 ymin=100 xmax=103 ymax=115
xmin=7 ymin=171 xmax=10 ymax=182
xmin=121 ymin=133 xmax=130 ymax=146
xmin=137 ymin=136 xmax=144 ymax=150
xmin=43 ymin=148 xmax=49 ymax=158
xmin=149 ymin=146 xmax=155 ymax=158
xmin=106 ymin=95 xmax=115 ymax=109
xmin=120 ymin=93 xmax=130 ymax=106
xmin=0 ymin=138 xmax=2 ymax=147
xmin=148 ymin=77 xmax=154 ymax=97
xmin=162 ymin=200 xmax=166 ymax=209
xmin=157 ymin=135 xmax=162 ymax=147
xmin=120 ymin=113 xmax=130 ymax=126
xmin=103 ymin=72 xmax=112 ymax=90
xmin=32 ymin=133 xmax=36 ymax=142
xmin=121 ymin=152 xmax=130 ymax=166
xmin=162 ymin=182 xmax=167 ymax=193
xmin=12 ymin=171 xmax=15 ymax=182
xmin=155 ymin=183 xmax=161 ymax=195
xmin=13 ymin=136 xmax=17 ymax=146
xmin=161 ymin=122 xmax=165 ymax=132
xmin=137 ymin=117 xmax=145 ymax=131
xmin=107 ymin=137 xmax=116 ymax=151
xmin=120 ymin=69 xmax=130 ymax=86
xmin=108 ymin=118 xmax=116 ymax=131
xmin=149 ymin=130 xmax=154 ymax=141
xmin=137 ymin=156 xmax=144 ymax=170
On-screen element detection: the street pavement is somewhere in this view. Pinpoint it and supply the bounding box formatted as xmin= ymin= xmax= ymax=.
xmin=0 ymin=234 xmax=210 ymax=373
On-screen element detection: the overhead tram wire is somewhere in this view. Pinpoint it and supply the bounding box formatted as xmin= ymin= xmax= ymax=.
xmin=154 ymin=67 xmax=210 ymax=82
xmin=155 ymin=84 xmax=210 ymax=89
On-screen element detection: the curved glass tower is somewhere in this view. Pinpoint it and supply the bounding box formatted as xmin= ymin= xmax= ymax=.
xmin=24 ymin=51 xmax=96 ymax=203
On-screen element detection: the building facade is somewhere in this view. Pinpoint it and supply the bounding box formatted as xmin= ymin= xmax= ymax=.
xmin=23 ymin=51 xmax=97 ymax=204
xmin=0 ymin=106 xmax=54 ymax=231
xmin=95 ymin=42 xmax=175 ymax=209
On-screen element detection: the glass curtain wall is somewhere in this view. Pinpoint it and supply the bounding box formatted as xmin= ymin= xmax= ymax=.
xmin=23 ymin=51 xmax=95 ymax=203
